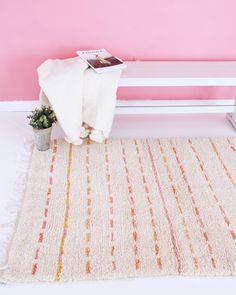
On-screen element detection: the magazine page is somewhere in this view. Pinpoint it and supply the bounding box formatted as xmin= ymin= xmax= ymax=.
xmin=77 ymin=49 xmax=126 ymax=73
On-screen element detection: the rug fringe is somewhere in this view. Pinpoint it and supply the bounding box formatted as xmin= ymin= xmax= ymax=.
xmin=0 ymin=141 xmax=33 ymax=270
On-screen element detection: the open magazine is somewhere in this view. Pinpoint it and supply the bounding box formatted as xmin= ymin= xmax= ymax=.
xmin=77 ymin=49 xmax=127 ymax=74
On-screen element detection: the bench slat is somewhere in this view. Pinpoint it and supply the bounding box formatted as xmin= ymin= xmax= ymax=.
xmin=119 ymin=61 xmax=236 ymax=87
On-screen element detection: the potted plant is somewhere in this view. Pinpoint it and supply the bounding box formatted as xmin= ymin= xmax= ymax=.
xmin=27 ymin=105 xmax=57 ymax=151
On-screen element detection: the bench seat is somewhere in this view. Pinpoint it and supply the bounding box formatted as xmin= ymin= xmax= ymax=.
xmin=119 ymin=61 xmax=236 ymax=87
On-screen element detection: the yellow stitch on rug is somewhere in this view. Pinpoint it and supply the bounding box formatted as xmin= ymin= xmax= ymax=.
xmin=55 ymin=143 xmax=73 ymax=282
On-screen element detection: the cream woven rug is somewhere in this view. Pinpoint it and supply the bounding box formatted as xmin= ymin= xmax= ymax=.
xmin=1 ymin=137 xmax=236 ymax=283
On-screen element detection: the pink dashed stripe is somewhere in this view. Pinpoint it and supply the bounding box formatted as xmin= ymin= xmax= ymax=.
xmin=32 ymin=140 xmax=58 ymax=276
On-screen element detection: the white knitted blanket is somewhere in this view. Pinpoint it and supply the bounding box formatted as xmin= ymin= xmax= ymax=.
xmin=38 ymin=57 xmax=122 ymax=145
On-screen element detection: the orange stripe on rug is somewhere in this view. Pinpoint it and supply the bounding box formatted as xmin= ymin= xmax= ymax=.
xmin=85 ymin=140 xmax=92 ymax=275
xmin=32 ymin=139 xmax=58 ymax=276
xmin=146 ymin=139 xmax=182 ymax=274
xmin=157 ymin=139 xmax=198 ymax=270
xmin=188 ymin=138 xmax=236 ymax=241
xmin=134 ymin=140 xmax=162 ymax=270
xmin=104 ymin=140 xmax=117 ymax=271
xmin=170 ymin=140 xmax=217 ymax=269
xmin=55 ymin=143 xmax=73 ymax=281
xmin=120 ymin=140 xmax=141 ymax=270
xmin=209 ymin=138 xmax=236 ymax=187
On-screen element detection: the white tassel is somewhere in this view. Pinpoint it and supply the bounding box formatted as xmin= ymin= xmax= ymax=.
xmin=89 ymin=129 xmax=105 ymax=143
xmin=0 ymin=142 xmax=33 ymax=270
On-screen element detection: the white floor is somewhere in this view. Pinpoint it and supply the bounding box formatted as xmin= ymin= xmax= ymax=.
xmin=1 ymin=112 xmax=236 ymax=295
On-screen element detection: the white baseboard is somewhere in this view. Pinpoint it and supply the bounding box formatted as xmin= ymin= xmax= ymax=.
xmin=0 ymin=99 xmax=235 ymax=115
xmin=0 ymin=100 xmax=39 ymax=112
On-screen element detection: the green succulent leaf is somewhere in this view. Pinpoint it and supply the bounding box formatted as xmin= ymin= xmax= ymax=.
xmin=27 ymin=105 xmax=57 ymax=130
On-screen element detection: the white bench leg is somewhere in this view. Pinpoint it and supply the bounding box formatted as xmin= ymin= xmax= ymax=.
xmin=227 ymin=100 xmax=236 ymax=130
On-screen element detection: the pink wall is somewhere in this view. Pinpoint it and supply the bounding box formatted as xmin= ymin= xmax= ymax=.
xmin=1 ymin=0 xmax=236 ymax=101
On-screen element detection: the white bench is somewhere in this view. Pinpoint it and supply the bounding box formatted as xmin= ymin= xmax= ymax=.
xmin=115 ymin=61 xmax=236 ymax=130
xmin=3 ymin=61 xmax=236 ymax=130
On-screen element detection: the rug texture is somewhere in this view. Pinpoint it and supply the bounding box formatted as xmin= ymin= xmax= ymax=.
xmin=1 ymin=137 xmax=236 ymax=282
